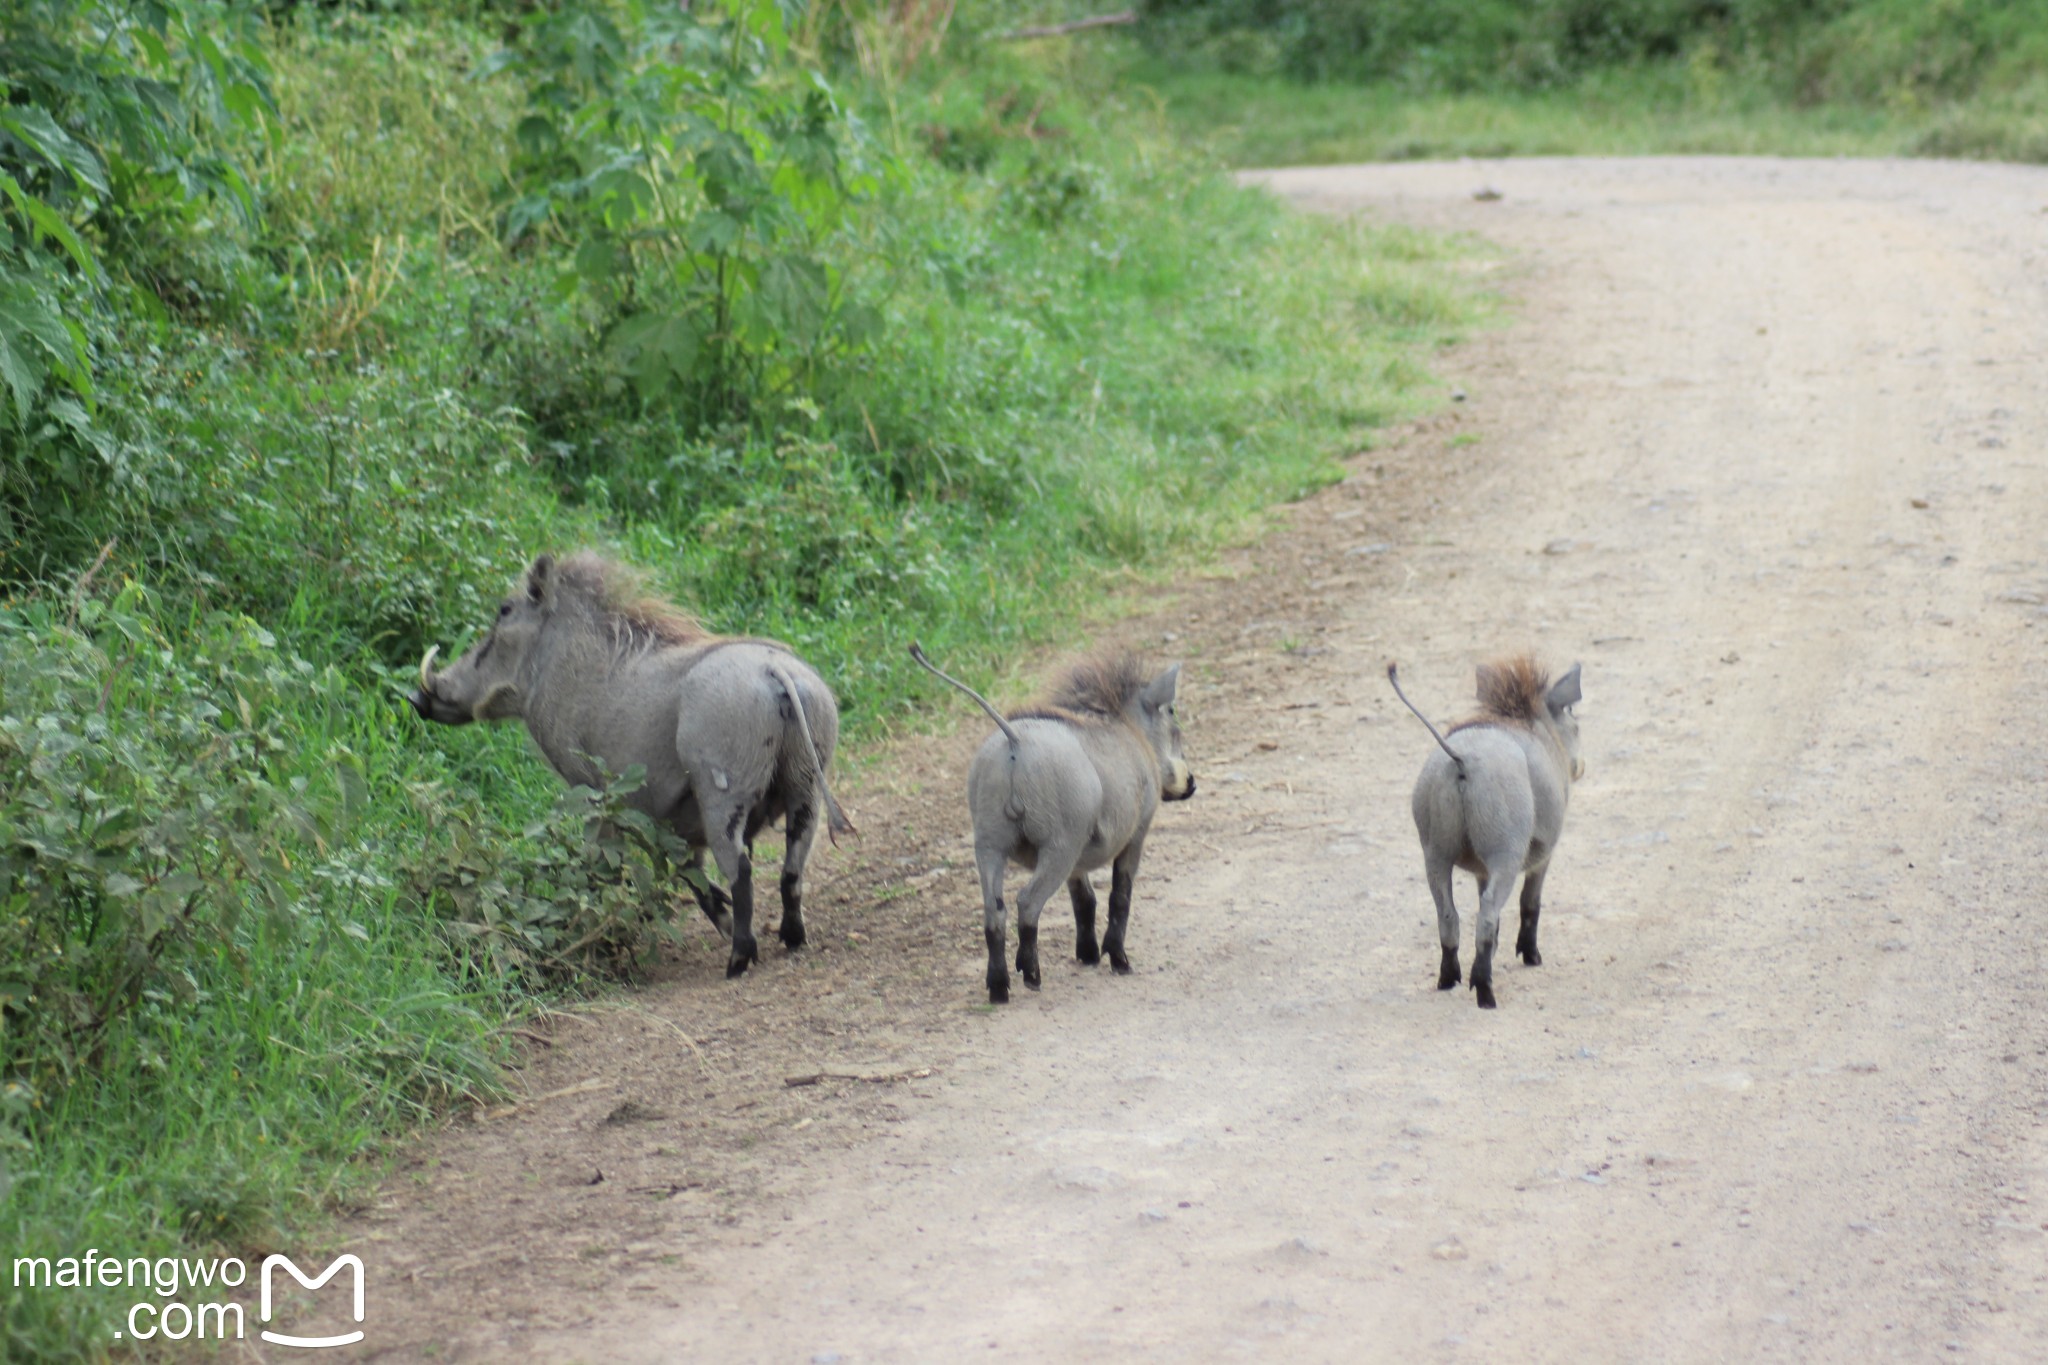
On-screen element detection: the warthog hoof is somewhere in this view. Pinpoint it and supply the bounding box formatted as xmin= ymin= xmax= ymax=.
xmin=1474 ymin=981 xmax=1497 ymax=1009
xmin=1076 ymin=936 xmax=1101 ymax=966
xmin=1108 ymin=951 xmax=1132 ymax=975
xmin=988 ymin=976 xmax=1010 ymax=1005
xmin=726 ymin=941 xmax=759 ymax=979
xmin=1518 ymin=944 xmax=1542 ymax=967
xmin=779 ymin=921 xmax=806 ymax=951
xmin=1437 ymin=949 xmax=1461 ymax=991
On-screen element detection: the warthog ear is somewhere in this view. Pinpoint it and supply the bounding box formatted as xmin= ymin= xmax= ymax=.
xmin=1547 ymin=663 xmax=1583 ymax=714
xmin=1140 ymin=663 xmax=1182 ymax=711
xmin=525 ymin=553 xmax=555 ymax=605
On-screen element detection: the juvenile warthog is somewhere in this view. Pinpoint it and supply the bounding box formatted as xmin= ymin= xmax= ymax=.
xmin=412 ymin=552 xmax=853 ymax=978
xmin=1389 ymin=655 xmax=1583 ymax=1009
xmin=910 ymin=643 xmax=1194 ymax=1004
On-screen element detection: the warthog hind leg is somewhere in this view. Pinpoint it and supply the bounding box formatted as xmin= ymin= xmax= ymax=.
xmin=709 ymin=802 xmax=760 ymax=978
xmin=1470 ymin=869 xmax=1517 ymax=1010
xmin=777 ymin=802 xmax=816 ymax=951
xmin=1516 ymin=865 xmax=1547 ymax=967
xmin=684 ymin=850 xmax=733 ymax=939
xmin=1011 ymin=853 xmax=1077 ymax=993
xmin=725 ymin=852 xmax=759 ymax=978
xmin=1426 ymin=852 xmax=1460 ymax=990
xmin=976 ymin=844 xmax=1010 ymax=1004
xmin=1069 ymin=876 xmax=1100 ymax=964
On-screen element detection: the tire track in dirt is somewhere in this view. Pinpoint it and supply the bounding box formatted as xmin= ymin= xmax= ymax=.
xmin=338 ymin=159 xmax=2048 ymax=1363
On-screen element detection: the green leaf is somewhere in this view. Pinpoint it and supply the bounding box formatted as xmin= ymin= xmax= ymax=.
xmin=0 ymin=174 xmax=101 ymax=278
xmin=0 ymin=108 xmax=110 ymax=197
xmin=687 ymin=210 xmax=743 ymax=254
xmin=515 ymin=115 xmax=560 ymax=157
xmin=574 ymin=236 xmax=619 ymax=281
xmin=335 ymin=760 xmax=369 ymax=820
xmin=220 ymin=82 xmax=267 ymax=134
xmin=837 ymin=301 xmax=882 ymax=348
xmin=0 ymin=324 xmax=44 ymax=425
xmin=757 ymin=254 xmax=829 ymax=344
xmin=607 ymin=310 xmax=703 ymax=402
xmin=585 ymin=165 xmax=655 ymax=222
xmin=504 ymin=193 xmax=555 ymax=242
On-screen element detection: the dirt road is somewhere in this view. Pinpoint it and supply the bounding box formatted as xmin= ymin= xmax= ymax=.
xmin=341 ymin=159 xmax=2048 ymax=1363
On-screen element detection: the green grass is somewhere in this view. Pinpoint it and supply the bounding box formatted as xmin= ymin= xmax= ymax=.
xmin=1119 ymin=0 xmax=2048 ymax=166
xmin=1121 ymin=52 xmax=2048 ymax=167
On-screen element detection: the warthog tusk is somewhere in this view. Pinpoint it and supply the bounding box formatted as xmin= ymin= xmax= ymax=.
xmin=419 ymin=645 xmax=440 ymax=693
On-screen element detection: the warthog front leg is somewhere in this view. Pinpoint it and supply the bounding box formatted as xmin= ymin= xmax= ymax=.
xmin=975 ymin=844 xmax=1010 ymax=1004
xmin=1069 ymin=875 xmax=1100 ymax=965
xmin=778 ymin=802 xmax=816 ymax=952
xmin=1100 ymin=839 xmax=1146 ymax=975
xmin=1425 ymin=852 xmax=1460 ymax=990
xmin=1516 ymin=865 xmax=1547 ymax=967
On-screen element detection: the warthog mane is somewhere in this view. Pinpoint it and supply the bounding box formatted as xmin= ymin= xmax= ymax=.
xmin=1447 ymin=652 xmax=1553 ymax=734
xmin=553 ymin=551 xmax=713 ymax=653
xmin=1009 ymin=650 xmax=1154 ymax=726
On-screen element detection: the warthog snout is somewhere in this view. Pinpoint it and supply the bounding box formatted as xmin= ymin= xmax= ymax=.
xmin=407 ymin=645 xmax=439 ymax=715
xmin=409 ymin=645 xmax=474 ymax=725
xmin=1571 ymin=756 xmax=1586 ymax=782
xmin=1163 ymin=762 xmax=1196 ymax=802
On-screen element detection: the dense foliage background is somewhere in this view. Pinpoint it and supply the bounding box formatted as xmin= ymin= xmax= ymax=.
xmin=1139 ymin=0 xmax=2048 ymax=97
xmin=1131 ymin=0 xmax=2048 ymax=163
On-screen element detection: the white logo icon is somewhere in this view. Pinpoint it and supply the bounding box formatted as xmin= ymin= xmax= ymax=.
xmin=259 ymin=1254 xmax=365 ymax=1348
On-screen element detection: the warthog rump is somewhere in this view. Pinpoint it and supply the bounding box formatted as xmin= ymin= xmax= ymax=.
xmin=411 ymin=552 xmax=852 ymax=978
xmin=911 ymin=643 xmax=1194 ymax=1005
xmin=1391 ymin=655 xmax=1583 ymax=1009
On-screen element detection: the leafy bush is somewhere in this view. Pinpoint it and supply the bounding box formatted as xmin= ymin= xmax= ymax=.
xmin=1135 ymin=0 xmax=2048 ymax=112
xmin=1 ymin=0 xmax=275 ymax=571
xmin=1137 ymin=0 xmax=1734 ymax=88
xmin=491 ymin=0 xmax=887 ymax=424
xmin=0 ymin=584 xmax=339 ymax=1098
xmin=402 ymin=766 xmax=708 ymax=984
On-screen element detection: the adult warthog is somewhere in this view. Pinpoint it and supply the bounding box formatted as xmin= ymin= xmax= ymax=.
xmin=1389 ymin=655 xmax=1583 ymax=1009
xmin=411 ymin=552 xmax=853 ymax=978
xmin=911 ymin=643 xmax=1194 ymax=1004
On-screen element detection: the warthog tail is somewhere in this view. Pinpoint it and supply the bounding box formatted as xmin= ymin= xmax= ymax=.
xmin=766 ymin=661 xmax=856 ymax=844
xmin=1387 ymin=662 xmax=1466 ymax=777
xmin=909 ymin=642 xmax=1020 ymax=748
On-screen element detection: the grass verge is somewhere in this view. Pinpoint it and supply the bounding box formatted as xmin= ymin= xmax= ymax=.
xmin=1117 ymin=51 xmax=2048 ymax=168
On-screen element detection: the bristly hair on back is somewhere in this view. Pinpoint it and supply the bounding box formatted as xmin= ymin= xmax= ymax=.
xmin=554 ymin=551 xmax=713 ymax=650
xmin=1447 ymin=653 xmax=1551 ymax=734
xmin=1009 ymin=650 xmax=1152 ymax=725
